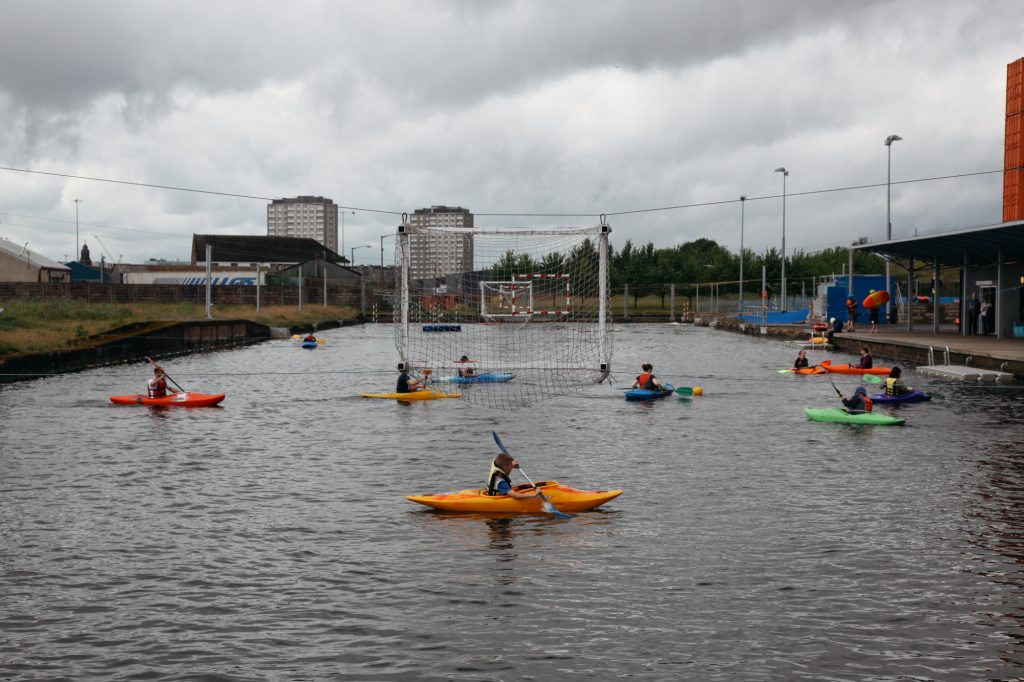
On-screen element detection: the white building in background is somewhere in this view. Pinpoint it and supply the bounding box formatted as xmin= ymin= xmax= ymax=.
xmin=407 ymin=205 xmax=474 ymax=280
xmin=267 ymin=196 xmax=339 ymax=252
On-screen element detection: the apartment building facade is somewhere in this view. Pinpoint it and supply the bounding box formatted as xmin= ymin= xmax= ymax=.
xmin=267 ymin=196 xmax=339 ymax=252
xmin=407 ymin=205 xmax=474 ymax=280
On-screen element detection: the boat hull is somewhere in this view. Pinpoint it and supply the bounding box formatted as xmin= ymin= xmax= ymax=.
xmin=359 ymin=389 xmax=460 ymax=400
xmin=407 ymin=481 xmax=623 ymax=513
xmin=624 ymin=383 xmax=675 ymax=400
xmin=435 ymin=372 xmax=515 ymax=384
xmin=820 ymin=361 xmax=891 ymax=376
xmin=109 ymin=392 xmax=225 ymax=407
xmin=870 ymin=389 xmax=931 ymax=403
xmin=804 ymin=407 xmax=905 ymax=425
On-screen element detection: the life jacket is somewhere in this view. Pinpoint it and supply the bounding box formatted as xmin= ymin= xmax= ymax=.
xmin=485 ymin=459 xmax=512 ymax=496
xmin=862 ymin=396 xmax=873 ymax=412
xmin=148 ymin=376 xmax=167 ymax=399
xmin=636 ymin=373 xmax=655 ymax=389
xmin=885 ymin=377 xmax=900 ymax=396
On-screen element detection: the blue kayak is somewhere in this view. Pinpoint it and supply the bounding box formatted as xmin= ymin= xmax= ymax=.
xmin=301 ymin=340 xmax=318 ymax=349
xmin=624 ymin=383 xmax=675 ymax=401
xmin=869 ymin=389 xmax=930 ymax=404
xmin=436 ymin=372 xmax=515 ymax=384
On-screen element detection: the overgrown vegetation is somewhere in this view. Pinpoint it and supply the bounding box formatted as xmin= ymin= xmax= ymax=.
xmin=0 ymin=300 xmax=359 ymax=356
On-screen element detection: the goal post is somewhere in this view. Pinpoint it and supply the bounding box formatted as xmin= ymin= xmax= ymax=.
xmin=395 ymin=218 xmax=612 ymax=408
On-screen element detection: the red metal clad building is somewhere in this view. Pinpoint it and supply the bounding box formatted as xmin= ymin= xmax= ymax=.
xmin=1004 ymin=57 xmax=1024 ymax=222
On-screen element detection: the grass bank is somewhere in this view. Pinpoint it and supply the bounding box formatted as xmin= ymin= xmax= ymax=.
xmin=0 ymin=299 xmax=360 ymax=356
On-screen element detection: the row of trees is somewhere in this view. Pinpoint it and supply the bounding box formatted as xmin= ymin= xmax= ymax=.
xmin=489 ymin=237 xmax=887 ymax=287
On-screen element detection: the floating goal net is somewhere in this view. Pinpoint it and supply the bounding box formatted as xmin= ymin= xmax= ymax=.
xmin=393 ymin=220 xmax=612 ymax=408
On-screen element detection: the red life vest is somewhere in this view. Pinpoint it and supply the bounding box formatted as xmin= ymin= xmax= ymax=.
xmin=862 ymin=396 xmax=873 ymax=412
xmin=636 ymin=373 xmax=655 ymax=389
xmin=148 ymin=376 xmax=167 ymax=398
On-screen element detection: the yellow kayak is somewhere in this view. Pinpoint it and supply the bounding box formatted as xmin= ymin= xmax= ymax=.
xmin=359 ymin=389 xmax=460 ymax=400
xmin=407 ymin=480 xmax=623 ymax=513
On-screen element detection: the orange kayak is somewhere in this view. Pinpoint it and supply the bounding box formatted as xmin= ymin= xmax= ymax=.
xmin=407 ymin=480 xmax=623 ymax=513
xmin=819 ymin=360 xmax=891 ymax=376
xmin=110 ymin=392 xmax=225 ymax=407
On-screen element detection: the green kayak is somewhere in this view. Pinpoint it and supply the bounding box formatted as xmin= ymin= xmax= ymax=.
xmin=804 ymin=407 xmax=905 ymax=426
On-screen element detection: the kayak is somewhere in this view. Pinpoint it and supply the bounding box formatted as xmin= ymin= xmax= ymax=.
xmin=359 ymin=389 xmax=461 ymax=400
xmin=109 ymin=392 xmax=226 ymax=407
xmin=804 ymin=407 xmax=905 ymax=425
xmin=624 ymin=383 xmax=675 ymax=400
xmin=820 ymin=360 xmax=891 ymax=376
xmin=435 ymin=372 xmax=515 ymax=384
xmin=300 ymin=340 xmax=318 ymax=349
xmin=870 ymin=389 xmax=931 ymax=403
xmin=782 ymin=366 xmax=827 ymax=375
xmin=863 ymin=289 xmax=890 ymax=309
xmin=407 ymin=480 xmax=623 ymax=513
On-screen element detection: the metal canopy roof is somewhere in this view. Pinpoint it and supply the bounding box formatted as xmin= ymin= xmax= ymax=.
xmin=853 ymin=220 xmax=1024 ymax=267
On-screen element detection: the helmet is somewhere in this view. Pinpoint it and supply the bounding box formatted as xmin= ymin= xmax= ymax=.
xmin=890 ymin=366 xmax=902 ymax=378
xmin=830 ymin=317 xmax=836 ymax=324
xmin=854 ymin=387 xmax=867 ymax=396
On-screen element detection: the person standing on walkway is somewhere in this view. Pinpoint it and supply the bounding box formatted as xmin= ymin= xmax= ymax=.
xmin=968 ymin=292 xmax=980 ymax=335
xmin=845 ymin=296 xmax=858 ymax=332
xmin=869 ymin=304 xmax=880 ymax=334
xmin=980 ymin=298 xmax=993 ymax=335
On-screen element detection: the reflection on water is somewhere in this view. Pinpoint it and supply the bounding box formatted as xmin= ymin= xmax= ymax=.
xmin=2 ymin=324 xmax=1024 ymax=680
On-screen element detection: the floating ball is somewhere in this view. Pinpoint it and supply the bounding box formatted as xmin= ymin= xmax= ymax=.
xmin=693 ymin=386 xmax=703 ymax=395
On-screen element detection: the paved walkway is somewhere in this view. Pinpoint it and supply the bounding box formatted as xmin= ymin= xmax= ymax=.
xmin=841 ymin=329 xmax=1024 ymax=362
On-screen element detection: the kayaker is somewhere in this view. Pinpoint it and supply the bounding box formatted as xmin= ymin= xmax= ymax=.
xmin=396 ymin=368 xmax=421 ymax=393
xmin=884 ymin=366 xmax=912 ymax=396
xmin=485 ymin=453 xmax=540 ymax=500
xmin=857 ymin=347 xmax=873 ymax=369
xmin=826 ymin=317 xmax=842 ymax=345
xmin=457 ymin=355 xmax=476 ymax=378
xmin=147 ymin=367 xmax=178 ymax=399
xmin=304 ymin=332 xmax=316 ymax=342
xmin=630 ymin=363 xmax=664 ymax=391
xmin=794 ymin=350 xmax=810 ymax=369
xmin=839 ymin=386 xmax=873 ymax=413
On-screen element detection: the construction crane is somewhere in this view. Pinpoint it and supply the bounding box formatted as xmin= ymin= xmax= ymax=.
xmin=93 ymin=235 xmax=120 ymax=265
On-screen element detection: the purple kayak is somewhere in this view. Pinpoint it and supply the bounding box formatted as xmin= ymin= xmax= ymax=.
xmin=870 ymin=389 xmax=931 ymax=404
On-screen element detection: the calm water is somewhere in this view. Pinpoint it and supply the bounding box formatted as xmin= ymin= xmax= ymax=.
xmin=2 ymin=324 xmax=1024 ymax=681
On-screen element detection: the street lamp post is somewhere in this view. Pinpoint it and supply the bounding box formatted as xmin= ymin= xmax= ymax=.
xmin=340 ymin=209 xmax=355 ymax=259
xmin=380 ymin=233 xmax=396 ymax=290
xmin=884 ymin=134 xmax=902 ymax=324
xmin=738 ymin=195 xmax=746 ymax=315
xmin=774 ymin=167 xmax=789 ymax=311
xmin=351 ymin=244 xmax=371 ymax=266
xmin=73 ymin=199 xmax=83 ymax=261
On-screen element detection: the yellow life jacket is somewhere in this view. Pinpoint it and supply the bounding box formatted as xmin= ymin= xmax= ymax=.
xmin=485 ymin=459 xmax=512 ymax=496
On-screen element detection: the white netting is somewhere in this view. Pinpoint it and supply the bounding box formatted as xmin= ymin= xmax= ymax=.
xmin=394 ymin=223 xmax=613 ymax=408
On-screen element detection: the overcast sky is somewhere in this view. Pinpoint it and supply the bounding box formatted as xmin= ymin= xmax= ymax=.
xmin=1 ymin=0 xmax=1022 ymax=266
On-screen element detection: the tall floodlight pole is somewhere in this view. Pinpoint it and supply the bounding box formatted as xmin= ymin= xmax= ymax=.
xmin=73 ymin=199 xmax=83 ymax=260
xmin=884 ymin=134 xmax=902 ymax=325
xmin=738 ymin=195 xmax=746 ymax=315
xmin=774 ymin=167 xmax=788 ymax=311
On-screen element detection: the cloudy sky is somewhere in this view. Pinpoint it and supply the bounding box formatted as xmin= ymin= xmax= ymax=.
xmin=1 ymin=0 xmax=1022 ymax=265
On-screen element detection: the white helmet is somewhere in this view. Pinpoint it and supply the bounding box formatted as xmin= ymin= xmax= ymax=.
xmin=830 ymin=317 xmax=836 ymax=323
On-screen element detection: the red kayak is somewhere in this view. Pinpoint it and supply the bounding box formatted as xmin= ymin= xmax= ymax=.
xmin=109 ymin=392 xmax=225 ymax=407
xmin=819 ymin=360 xmax=891 ymax=376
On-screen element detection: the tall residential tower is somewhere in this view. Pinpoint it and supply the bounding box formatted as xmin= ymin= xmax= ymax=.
xmin=407 ymin=205 xmax=475 ymax=280
xmin=267 ymin=196 xmax=339 ymax=253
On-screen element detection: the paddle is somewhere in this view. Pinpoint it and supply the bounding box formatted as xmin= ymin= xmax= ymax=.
xmin=675 ymin=386 xmax=694 ymax=396
xmin=491 ymin=431 xmax=573 ymax=520
xmin=778 ymin=368 xmax=795 ymax=373
xmin=144 ymin=356 xmax=186 ymax=393
xmin=862 ymin=374 xmax=883 ymax=384
xmin=829 ymin=379 xmax=843 ymax=398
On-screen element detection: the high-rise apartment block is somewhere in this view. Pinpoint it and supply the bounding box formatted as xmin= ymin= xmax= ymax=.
xmin=267 ymin=196 xmax=339 ymax=254
xmin=407 ymin=205 xmax=475 ymax=280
